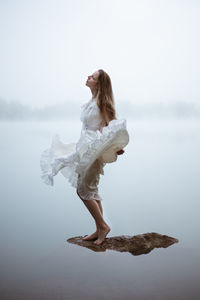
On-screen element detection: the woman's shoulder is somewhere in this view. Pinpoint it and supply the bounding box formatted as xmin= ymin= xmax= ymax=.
xmin=82 ymin=99 xmax=98 ymax=111
xmin=81 ymin=98 xmax=93 ymax=108
xmin=81 ymin=102 xmax=88 ymax=108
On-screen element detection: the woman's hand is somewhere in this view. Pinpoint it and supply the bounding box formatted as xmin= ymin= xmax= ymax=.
xmin=116 ymin=149 xmax=125 ymax=155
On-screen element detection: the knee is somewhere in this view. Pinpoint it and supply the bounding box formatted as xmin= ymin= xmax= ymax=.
xmin=76 ymin=188 xmax=84 ymax=201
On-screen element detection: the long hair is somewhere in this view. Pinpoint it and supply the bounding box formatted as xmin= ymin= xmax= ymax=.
xmin=94 ymin=69 xmax=117 ymax=126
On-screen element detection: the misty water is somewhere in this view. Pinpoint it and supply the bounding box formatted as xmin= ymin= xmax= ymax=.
xmin=0 ymin=118 xmax=200 ymax=299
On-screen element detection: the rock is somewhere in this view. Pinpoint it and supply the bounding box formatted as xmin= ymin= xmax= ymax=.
xmin=67 ymin=232 xmax=179 ymax=255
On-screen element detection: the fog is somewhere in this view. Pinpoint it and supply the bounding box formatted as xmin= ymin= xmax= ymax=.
xmin=1 ymin=1 xmax=200 ymax=299
xmin=0 ymin=0 xmax=199 ymax=108
xmin=0 ymin=98 xmax=199 ymax=121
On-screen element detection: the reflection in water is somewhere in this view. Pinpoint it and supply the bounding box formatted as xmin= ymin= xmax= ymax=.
xmin=67 ymin=232 xmax=179 ymax=255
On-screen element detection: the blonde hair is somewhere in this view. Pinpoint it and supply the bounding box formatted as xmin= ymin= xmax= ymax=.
xmin=94 ymin=69 xmax=117 ymax=126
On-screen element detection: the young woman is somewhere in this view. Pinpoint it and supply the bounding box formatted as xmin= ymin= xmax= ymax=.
xmin=40 ymin=69 xmax=129 ymax=245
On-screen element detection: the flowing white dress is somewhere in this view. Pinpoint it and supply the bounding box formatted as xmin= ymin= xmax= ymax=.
xmin=40 ymin=98 xmax=130 ymax=201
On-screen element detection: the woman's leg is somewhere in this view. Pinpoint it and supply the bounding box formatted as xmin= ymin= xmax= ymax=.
xmin=81 ymin=199 xmax=104 ymax=227
xmin=81 ymin=199 xmax=110 ymax=245
xmin=96 ymin=199 xmax=103 ymax=215
xmin=77 ymin=160 xmax=110 ymax=245
xmin=81 ymin=200 xmax=103 ymax=241
xmin=76 ymin=188 xmax=102 ymax=240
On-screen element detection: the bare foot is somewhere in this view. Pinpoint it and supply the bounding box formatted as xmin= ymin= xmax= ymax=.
xmin=93 ymin=225 xmax=111 ymax=245
xmin=82 ymin=231 xmax=98 ymax=241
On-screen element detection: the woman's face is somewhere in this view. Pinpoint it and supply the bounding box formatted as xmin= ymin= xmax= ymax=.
xmin=85 ymin=71 xmax=99 ymax=88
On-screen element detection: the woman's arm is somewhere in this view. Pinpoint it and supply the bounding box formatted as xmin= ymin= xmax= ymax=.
xmin=99 ymin=113 xmax=110 ymax=133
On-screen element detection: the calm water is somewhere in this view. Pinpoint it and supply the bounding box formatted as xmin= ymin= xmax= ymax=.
xmin=0 ymin=119 xmax=200 ymax=299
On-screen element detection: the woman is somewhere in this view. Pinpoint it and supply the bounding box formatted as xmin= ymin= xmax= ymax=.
xmin=40 ymin=69 xmax=129 ymax=245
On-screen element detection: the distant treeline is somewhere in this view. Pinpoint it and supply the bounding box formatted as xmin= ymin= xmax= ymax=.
xmin=0 ymin=98 xmax=199 ymax=121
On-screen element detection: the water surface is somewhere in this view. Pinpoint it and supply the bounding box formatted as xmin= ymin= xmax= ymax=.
xmin=0 ymin=119 xmax=200 ymax=299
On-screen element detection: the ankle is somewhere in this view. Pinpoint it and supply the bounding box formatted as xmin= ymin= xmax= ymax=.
xmin=98 ymin=223 xmax=109 ymax=230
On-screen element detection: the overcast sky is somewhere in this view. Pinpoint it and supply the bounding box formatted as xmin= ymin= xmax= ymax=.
xmin=0 ymin=0 xmax=199 ymax=109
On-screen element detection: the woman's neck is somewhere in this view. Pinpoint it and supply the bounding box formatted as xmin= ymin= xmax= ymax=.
xmin=90 ymin=86 xmax=97 ymax=99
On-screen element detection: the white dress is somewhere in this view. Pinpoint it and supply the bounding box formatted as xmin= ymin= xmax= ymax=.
xmin=40 ymin=98 xmax=130 ymax=201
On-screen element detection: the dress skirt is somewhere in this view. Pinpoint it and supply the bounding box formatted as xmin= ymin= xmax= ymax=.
xmin=40 ymin=119 xmax=130 ymax=201
xmin=76 ymin=158 xmax=105 ymax=201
